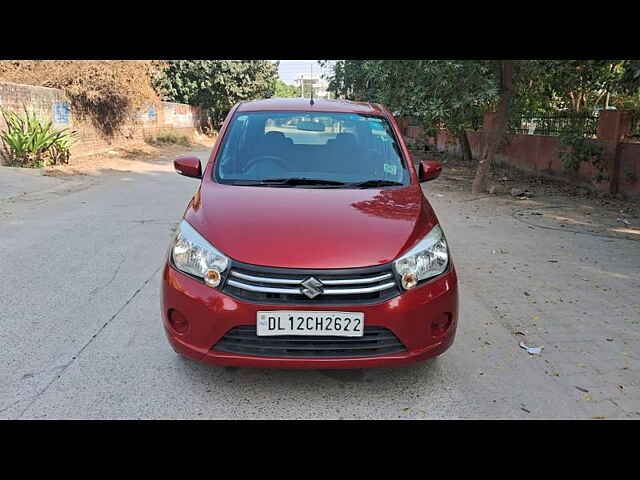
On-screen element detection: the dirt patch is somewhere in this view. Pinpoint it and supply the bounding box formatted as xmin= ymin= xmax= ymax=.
xmin=42 ymin=134 xmax=216 ymax=177
xmin=413 ymin=148 xmax=640 ymax=241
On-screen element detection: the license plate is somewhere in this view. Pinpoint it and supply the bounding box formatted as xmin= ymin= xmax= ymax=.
xmin=257 ymin=311 xmax=364 ymax=337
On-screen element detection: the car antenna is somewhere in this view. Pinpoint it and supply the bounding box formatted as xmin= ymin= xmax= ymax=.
xmin=310 ymin=64 xmax=315 ymax=106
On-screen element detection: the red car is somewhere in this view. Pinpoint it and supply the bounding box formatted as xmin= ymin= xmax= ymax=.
xmin=162 ymin=98 xmax=458 ymax=369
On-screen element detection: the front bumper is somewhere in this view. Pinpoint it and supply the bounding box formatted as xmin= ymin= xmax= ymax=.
xmin=161 ymin=263 xmax=458 ymax=369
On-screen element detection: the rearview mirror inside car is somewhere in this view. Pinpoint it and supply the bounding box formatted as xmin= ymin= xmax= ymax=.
xmin=297 ymin=121 xmax=325 ymax=132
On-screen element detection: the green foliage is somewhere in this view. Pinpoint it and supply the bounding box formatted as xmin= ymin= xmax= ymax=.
xmin=514 ymin=60 xmax=640 ymax=182
xmin=145 ymin=129 xmax=190 ymax=146
xmin=274 ymin=79 xmax=300 ymax=98
xmin=558 ymin=126 xmax=606 ymax=180
xmin=326 ymin=59 xmax=640 ymax=135
xmin=153 ymin=60 xmax=279 ymax=130
xmin=0 ymin=107 xmax=77 ymax=167
xmin=514 ymin=60 xmax=640 ymax=115
xmin=325 ymin=59 xmax=640 ymax=186
xmin=324 ymin=60 xmax=499 ymax=146
xmin=630 ymin=110 xmax=640 ymax=141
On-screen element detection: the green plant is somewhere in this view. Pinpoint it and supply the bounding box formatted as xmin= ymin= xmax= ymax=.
xmin=0 ymin=107 xmax=78 ymax=167
xmin=558 ymin=125 xmax=606 ymax=181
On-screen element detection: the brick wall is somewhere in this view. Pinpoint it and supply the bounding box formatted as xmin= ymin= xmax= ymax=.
xmin=618 ymin=142 xmax=640 ymax=197
xmin=0 ymin=80 xmax=204 ymax=163
xmin=403 ymin=112 xmax=640 ymax=198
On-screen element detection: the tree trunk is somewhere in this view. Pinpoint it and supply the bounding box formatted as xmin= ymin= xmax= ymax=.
xmin=457 ymin=130 xmax=473 ymax=161
xmin=472 ymin=61 xmax=514 ymax=194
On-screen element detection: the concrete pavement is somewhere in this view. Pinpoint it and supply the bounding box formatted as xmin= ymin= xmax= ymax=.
xmin=1 ymin=149 xmax=638 ymax=419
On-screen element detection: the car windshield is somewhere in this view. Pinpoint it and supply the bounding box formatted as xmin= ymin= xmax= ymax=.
xmin=214 ymin=111 xmax=408 ymax=188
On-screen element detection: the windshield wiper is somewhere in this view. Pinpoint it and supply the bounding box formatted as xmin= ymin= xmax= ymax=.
xmin=346 ymin=179 xmax=404 ymax=189
xmin=258 ymin=177 xmax=347 ymax=186
xmin=226 ymin=178 xmax=402 ymax=188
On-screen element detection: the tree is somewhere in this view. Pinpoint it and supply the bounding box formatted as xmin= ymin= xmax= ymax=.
xmin=619 ymin=60 xmax=640 ymax=95
xmin=324 ymin=60 xmax=498 ymax=162
xmin=391 ymin=60 xmax=497 ymax=163
xmin=513 ymin=60 xmax=640 ymax=115
xmin=615 ymin=60 xmax=640 ymax=109
xmin=324 ymin=59 xmax=640 ymax=193
xmin=471 ymin=61 xmax=514 ymax=194
xmin=274 ymin=79 xmax=300 ymax=98
xmin=154 ymin=60 xmax=279 ymax=130
xmin=513 ymin=60 xmax=640 ymax=182
xmin=517 ymin=60 xmax=625 ymax=113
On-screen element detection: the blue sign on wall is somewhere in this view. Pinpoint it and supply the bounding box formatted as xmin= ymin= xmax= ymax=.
xmin=147 ymin=106 xmax=157 ymax=120
xmin=53 ymin=102 xmax=71 ymax=124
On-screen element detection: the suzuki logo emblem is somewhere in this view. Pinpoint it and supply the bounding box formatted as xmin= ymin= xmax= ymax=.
xmin=300 ymin=277 xmax=324 ymax=299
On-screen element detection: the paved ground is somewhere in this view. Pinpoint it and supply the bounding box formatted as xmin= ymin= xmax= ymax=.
xmin=0 ymin=165 xmax=89 ymax=202
xmin=1 ymin=147 xmax=638 ymax=419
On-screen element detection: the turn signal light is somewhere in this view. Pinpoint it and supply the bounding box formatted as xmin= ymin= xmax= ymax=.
xmin=401 ymin=272 xmax=418 ymax=290
xmin=204 ymin=269 xmax=221 ymax=287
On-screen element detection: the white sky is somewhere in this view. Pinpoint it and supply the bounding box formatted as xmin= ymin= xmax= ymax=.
xmin=275 ymin=60 xmax=334 ymax=85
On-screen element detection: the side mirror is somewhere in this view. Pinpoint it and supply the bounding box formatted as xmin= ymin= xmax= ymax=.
xmin=174 ymin=156 xmax=202 ymax=179
xmin=419 ymin=160 xmax=442 ymax=182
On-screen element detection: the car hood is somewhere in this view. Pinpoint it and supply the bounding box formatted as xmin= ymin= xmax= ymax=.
xmin=184 ymin=182 xmax=437 ymax=269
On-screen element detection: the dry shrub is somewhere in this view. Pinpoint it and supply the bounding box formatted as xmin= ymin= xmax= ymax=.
xmin=0 ymin=60 xmax=165 ymax=137
xmin=145 ymin=129 xmax=191 ymax=147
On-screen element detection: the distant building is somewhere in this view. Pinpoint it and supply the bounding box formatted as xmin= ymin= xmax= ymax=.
xmin=294 ymin=73 xmax=331 ymax=99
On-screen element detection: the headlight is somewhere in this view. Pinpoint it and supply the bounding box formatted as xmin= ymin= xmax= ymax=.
xmin=393 ymin=224 xmax=449 ymax=289
xmin=171 ymin=220 xmax=229 ymax=287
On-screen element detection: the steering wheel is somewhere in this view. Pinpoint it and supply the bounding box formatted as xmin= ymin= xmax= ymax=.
xmin=243 ymin=155 xmax=289 ymax=174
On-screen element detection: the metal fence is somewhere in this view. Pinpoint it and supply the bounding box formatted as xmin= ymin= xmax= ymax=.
xmin=511 ymin=113 xmax=599 ymax=138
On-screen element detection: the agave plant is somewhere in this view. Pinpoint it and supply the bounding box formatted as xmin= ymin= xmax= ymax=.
xmin=0 ymin=106 xmax=78 ymax=167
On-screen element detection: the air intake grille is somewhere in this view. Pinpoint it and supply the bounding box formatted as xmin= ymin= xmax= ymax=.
xmin=213 ymin=326 xmax=406 ymax=358
xmin=221 ymin=261 xmax=400 ymax=305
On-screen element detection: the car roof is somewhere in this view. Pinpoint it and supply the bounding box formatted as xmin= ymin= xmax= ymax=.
xmin=236 ymin=98 xmax=389 ymax=116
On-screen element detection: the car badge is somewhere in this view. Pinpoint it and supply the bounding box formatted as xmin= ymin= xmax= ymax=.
xmin=300 ymin=276 xmax=324 ymax=299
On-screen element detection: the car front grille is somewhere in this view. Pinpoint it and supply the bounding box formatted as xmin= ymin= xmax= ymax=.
xmin=212 ymin=326 xmax=406 ymax=358
xmin=221 ymin=261 xmax=401 ymax=305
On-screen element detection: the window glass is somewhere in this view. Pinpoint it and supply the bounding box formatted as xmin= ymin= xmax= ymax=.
xmin=215 ymin=111 xmax=407 ymax=186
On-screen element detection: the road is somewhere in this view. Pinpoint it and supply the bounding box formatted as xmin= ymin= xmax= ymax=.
xmin=1 ymin=147 xmax=638 ymax=419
